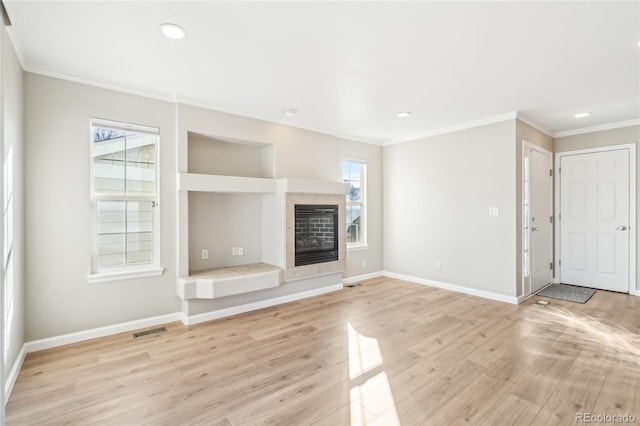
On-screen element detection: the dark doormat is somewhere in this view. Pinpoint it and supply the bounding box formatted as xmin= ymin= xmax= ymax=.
xmin=536 ymin=283 xmax=596 ymax=304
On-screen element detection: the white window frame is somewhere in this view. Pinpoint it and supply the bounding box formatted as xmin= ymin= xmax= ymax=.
xmin=342 ymin=158 xmax=368 ymax=251
xmin=87 ymin=118 xmax=163 ymax=284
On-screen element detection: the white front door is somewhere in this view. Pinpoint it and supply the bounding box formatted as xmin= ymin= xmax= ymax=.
xmin=560 ymin=149 xmax=630 ymax=292
xmin=530 ymin=147 xmax=553 ymax=293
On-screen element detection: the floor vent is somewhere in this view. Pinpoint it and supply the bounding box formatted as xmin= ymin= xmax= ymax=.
xmin=133 ymin=327 xmax=167 ymax=339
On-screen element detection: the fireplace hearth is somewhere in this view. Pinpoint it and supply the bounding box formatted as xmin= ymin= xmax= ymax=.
xmin=294 ymin=204 xmax=339 ymax=266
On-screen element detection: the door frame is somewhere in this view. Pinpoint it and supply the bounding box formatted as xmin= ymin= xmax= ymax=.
xmin=522 ymin=141 xmax=553 ymax=298
xmin=554 ymin=143 xmax=636 ymax=294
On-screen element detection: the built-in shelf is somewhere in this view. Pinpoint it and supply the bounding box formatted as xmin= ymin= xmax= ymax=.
xmin=177 ymin=263 xmax=283 ymax=300
xmin=178 ymin=173 xmax=277 ymax=193
xmin=178 ymin=174 xmax=349 ymax=196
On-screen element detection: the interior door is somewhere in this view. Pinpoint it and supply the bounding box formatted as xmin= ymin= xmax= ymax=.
xmin=560 ymin=149 xmax=630 ymax=292
xmin=530 ymin=147 xmax=553 ymax=293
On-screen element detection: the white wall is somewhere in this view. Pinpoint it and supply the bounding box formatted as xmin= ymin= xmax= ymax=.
xmin=553 ymin=125 xmax=640 ymax=292
xmin=188 ymin=133 xmax=271 ymax=178
xmin=24 ymin=74 xmax=179 ymax=341
xmin=188 ymin=192 xmax=263 ymax=271
xmin=2 ymin=24 xmax=25 ymax=399
xmin=383 ymin=120 xmax=518 ymax=298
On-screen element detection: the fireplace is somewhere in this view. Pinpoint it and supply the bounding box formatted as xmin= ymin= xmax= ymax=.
xmin=294 ymin=204 xmax=339 ymax=266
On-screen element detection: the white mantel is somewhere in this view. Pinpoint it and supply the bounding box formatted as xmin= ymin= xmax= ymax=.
xmin=277 ymin=178 xmax=349 ymax=195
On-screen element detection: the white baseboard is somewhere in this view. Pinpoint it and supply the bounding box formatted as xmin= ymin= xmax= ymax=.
xmin=630 ymin=288 xmax=640 ymax=297
xmin=24 ymin=312 xmax=183 ymax=353
xmin=4 ymin=344 xmax=26 ymax=405
xmin=382 ymin=271 xmax=519 ymax=305
xmin=342 ymin=271 xmax=383 ymax=285
xmin=182 ymin=284 xmax=344 ymax=325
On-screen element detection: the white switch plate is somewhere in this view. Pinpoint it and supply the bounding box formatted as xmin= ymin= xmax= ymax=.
xmin=489 ymin=207 xmax=500 ymax=216
xmin=201 ymin=249 xmax=208 ymax=260
xmin=435 ymin=260 xmax=441 ymax=270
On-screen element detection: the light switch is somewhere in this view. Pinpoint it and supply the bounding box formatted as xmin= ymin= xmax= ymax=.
xmin=489 ymin=207 xmax=500 ymax=216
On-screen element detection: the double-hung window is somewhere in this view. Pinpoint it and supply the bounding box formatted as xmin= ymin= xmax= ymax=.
xmin=89 ymin=119 xmax=162 ymax=282
xmin=341 ymin=159 xmax=367 ymax=249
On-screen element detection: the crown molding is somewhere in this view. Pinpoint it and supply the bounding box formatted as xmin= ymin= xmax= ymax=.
xmin=23 ymin=65 xmax=177 ymax=103
xmin=383 ymin=112 xmax=518 ymax=146
xmin=515 ymin=113 xmax=553 ymax=137
xmin=175 ymin=96 xmax=383 ymax=146
xmin=553 ymin=119 xmax=640 ymax=138
xmin=22 ymin=66 xmax=382 ymax=147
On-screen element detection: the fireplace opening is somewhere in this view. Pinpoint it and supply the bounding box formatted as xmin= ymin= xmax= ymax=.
xmin=295 ymin=204 xmax=339 ymax=266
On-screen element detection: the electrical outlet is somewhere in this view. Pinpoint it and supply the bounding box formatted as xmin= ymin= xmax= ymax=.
xmin=201 ymin=249 xmax=208 ymax=260
xmin=232 ymin=247 xmax=244 ymax=256
xmin=435 ymin=260 xmax=441 ymax=270
xmin=361 ymin=260 xmax=367 ymax=268
xmin=238 ymin=247 xmax=243 ymax=256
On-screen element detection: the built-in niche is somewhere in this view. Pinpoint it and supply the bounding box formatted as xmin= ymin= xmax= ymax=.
xmin=188 ymin=132 xmax=274 ymax=178
xmin=188 ymin=192 xmax=263 ymax=272
xmin=185 ymin=132 xmax=276 ymax=277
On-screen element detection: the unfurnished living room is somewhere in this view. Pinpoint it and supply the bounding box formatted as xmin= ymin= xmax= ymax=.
xmin=0 ymin=1 xmax=639 ymax=425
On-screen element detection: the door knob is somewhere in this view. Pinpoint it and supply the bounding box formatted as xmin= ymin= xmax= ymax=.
xmin=532 ymin=227 xmax=540 ymax=232
xmin=616 ymin=226 xmax=628 ymax=231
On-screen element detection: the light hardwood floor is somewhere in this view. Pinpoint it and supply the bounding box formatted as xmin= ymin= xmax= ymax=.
xmin=7 ymin=277 xmax=640 ymax=425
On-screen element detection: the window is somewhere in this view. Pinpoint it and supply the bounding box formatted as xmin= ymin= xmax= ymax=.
xmin=342 ymin=159 xmax=367 ymax=249
xmin=89 ymin=119 xmax=162 ymax=282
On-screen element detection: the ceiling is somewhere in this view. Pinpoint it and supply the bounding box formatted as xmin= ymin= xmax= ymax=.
xmin=4 ymin=1 xmax=640 ymax=145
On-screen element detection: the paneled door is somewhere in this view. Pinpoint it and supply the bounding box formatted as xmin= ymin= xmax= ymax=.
xmin=559 ymin=149 xmax=630 ymax=292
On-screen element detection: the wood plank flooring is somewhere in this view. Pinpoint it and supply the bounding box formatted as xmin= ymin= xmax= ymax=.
xmin=6 ymin=277 xmax=640 ymax=425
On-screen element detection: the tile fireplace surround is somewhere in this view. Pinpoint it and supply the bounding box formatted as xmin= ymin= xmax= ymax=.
xmin=285 ymin=193 xmax=347 ymax=281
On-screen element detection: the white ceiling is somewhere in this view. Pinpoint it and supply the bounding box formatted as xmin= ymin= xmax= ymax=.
xmin=4 ymin=1 xmax=640 ymax=144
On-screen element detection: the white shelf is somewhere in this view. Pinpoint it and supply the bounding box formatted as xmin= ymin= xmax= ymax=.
xmin=178 ymin=174 xmax=349 ymax=195
xmin=177 ymin=263 xmax=283 ymax=300
xmin=177 ymin=173 xmax=277 ymax=193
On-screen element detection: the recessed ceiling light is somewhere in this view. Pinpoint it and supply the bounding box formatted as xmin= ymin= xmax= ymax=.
xmin=396 ymin=111 xmax=411 ymax=118
xmin=282 ymin=108 xmax=298 ymax=117
xmin=160 ymin=23 xmax=187 ymax=40
xmin=574 ymin=112 xmax=591 ymax=118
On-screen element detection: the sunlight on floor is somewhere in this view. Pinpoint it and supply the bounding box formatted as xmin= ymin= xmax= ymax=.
xmin=348 ymin=322 xmax=401 ymax=425
xmin=347 ymin=322 xmax=383 ymax=380
xmin=527 ymin=304 xmax=640 ymax=368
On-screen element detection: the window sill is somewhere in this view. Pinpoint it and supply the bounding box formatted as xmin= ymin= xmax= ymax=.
xmin=347 ymin=244 xmax=369 ymax=252
xmin=87 ymin=267 xmax=165 ymax=284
